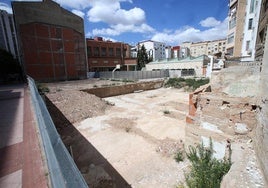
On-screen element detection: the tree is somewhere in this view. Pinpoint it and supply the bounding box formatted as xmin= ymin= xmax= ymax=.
xmin=137 ymin=44 xmax=149 ymax=70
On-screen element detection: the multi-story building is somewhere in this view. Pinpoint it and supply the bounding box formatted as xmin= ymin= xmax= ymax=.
xmin=179 ymin=46 xmax=190 ymax=58
xmin=181 ymin=39 xmax=227 ymax=58
xmin=255 ymin=0 xmax=268 ymax=61
xmin=226 ymin=0 xmax=247 ymax=56
xmin=0 ymin=10 xmax=20 ymax=61
xmin=171 ymin=46 xmax=180 ymax=58
xmin=12 ymin=0 xmax=87 ymax=81
xmin=240 ymin=0 xmax=262 ymax=61
xmin=86 ymin=37 xmax=136 ymax=71
xmin=189 ymin=41 xmax=208 ymax=57
xmin=138 ymin=40 xmax=166 ymax=61
xmin=165 ymin=46 xmax=172 ymax=59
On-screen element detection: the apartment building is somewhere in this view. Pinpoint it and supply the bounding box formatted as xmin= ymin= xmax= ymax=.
xmin=179 ymin=47 xmax=190 ymax=58
xmin=181 ymin=39 xmax=227 ymax=58
xmin=0 ymin=10 xmax=20 ymax=61
xmin=189 ymin=41 xmax=208 ymax=57
xmin=138 ymin=40 xmax=166 ymax=61
xmin=87 ymin=37 xmax=136 ymax=71
xmin=171 ymin=46 xmax=180 ymax=58
xmin=241 ymin=0 xmax=261 ymax=61
xmin=226 ymin=0 xmax=247 ymax=56
xmin=165 ymin=46 xmax=172 ymax=59
xmin=12 ymin=0 xmax=87 ymax=81
xmin=255 ymin=0 xmax=268 ymax=61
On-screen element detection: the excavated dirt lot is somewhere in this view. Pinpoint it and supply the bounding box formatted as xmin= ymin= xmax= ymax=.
xmin=45 ymin=79 xmax=189 ymax=187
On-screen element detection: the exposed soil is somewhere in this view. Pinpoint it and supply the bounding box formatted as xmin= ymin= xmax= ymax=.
xmin=45 ymin=79 xmax=189 ymax=188
xmin=46 ymin=90 xmax=110 ymax=124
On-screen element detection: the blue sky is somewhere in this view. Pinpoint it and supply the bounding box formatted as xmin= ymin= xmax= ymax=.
xmin=1 ymin=0 xmax=229 ymax=45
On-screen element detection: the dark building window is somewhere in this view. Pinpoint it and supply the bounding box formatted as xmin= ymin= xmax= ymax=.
xmin=87 ymin=46 xmax=92 ymax=57
xmin=109 ymin=48 xmax=114 ymax=56
xmin=93 ymin=47 xmax=99 ymax=56
xmin=246 ymin=41 xmax=250 ymax=51
xmin=248 ymin=18 xmax=253 ymax=30
xmin=116 ymin=48 xmax=121 ymax=57
xmin=227 ymin=47 xmax=234 ymax=56
xmin=101 ymin=47 xmax=106 ymax=56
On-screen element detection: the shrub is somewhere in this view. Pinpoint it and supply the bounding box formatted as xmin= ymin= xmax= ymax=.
xmin=165 ymin=78 xmax=186 ymax=88
xmin=175 ymin=150 xmax=184 ymax=162
xmin=164 ymin=78 xmax=209 ymax=91
xmin=185 ymin=78 xmax=209 ymax=90
xmin=185 ymin=139 xmax=231 ymax=188
xmin=163 ymin=110 xmax=171 ymax=114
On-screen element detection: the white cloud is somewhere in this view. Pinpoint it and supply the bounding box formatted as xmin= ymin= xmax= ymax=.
xmin=84 ymin=0 xmax=155 ymax=37
xmin=0 ymin=3 xmax=13 ymax=14
xmin=54 ymin=0 xmax=92 ymax=10
xmin=87 ymin=1 xmax=145 ymax=25
xmin=200 ymin=17 xmax=221 ymax=27
xmin=92 ymin=23 xmax=155 ymax=36
xmin=53 ymin=0 xmax=153 ymax=37
xmin=71 ymin=9 xmax=85 ymax=18
xmin=151 ymin=17 xmax=228 ymax=45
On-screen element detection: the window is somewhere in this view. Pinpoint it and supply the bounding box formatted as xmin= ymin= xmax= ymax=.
xmin=101 ymin=47 xmax=106 ymax=56
xmin=246 ymin=41 xmax=250 ymax=51
xmin=248 ymin=18 xmax=253 ymax=30
xmin=87 ymin=46 xmax=92 ymax=57
xmin=116 ymin=48 xmax=121 ymax=57
xmin=108 ymin=48 xmax=114 ymax=56
xmin=93 ymin=47 xmax=99 ymax=56
xmin=227 ymin=47 xmax=234 ymax=56
xmin=227 ymin=33 xmax=234 ymax=44
xmin=250 ymin=0 xmax=255 ymax=13
xmin=229 ymin=18 xmax=236 ymax=29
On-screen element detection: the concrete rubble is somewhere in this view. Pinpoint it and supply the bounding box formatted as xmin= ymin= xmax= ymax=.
xmin=186 ymin=65 xmax=267 ymax=188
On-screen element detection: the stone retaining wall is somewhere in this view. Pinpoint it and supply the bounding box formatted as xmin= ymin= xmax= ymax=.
xmin=82 ymin=80 xmax=164 ymax=98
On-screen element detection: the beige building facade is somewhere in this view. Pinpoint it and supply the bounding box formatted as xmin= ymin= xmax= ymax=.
xmin=181 ymin=39 xmax=227 ymax=58
xmin=226 ymin=0 xmax=247 ymax=57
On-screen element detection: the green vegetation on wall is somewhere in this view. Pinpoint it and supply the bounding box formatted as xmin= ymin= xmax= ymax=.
xmin=165 ymin=77 xmax=209 ymax=91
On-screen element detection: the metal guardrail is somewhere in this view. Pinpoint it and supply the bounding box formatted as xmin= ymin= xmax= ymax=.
xmin=28 ymin=76 xmax=88 ymax=188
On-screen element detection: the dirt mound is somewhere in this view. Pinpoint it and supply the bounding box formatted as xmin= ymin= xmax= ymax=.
xmin=46 ymin=90 xmax=110 ymax=124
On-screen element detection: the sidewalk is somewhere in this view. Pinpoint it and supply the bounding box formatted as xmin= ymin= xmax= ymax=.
xmin=0 ymin=84 xmax=48 ymax=188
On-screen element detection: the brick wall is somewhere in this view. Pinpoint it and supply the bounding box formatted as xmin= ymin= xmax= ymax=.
xmin=20 ymin=23 xmax=87 ymax=81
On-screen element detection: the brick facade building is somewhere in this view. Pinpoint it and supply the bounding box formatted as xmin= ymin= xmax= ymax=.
xmin=12 ymin=0 xmax=87 ymax=81
xmin=87 ymin=37 xmax=136 ymax=71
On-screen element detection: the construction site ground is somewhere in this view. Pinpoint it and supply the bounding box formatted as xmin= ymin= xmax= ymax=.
xmin=45 ymin=79 xmax=188 ymax=187
xmin=78 ymin=87 xmax=188 ymax=188
xmin=45 ymin=78 xmax=266 ymax=188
